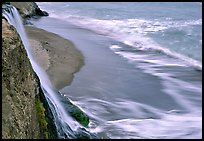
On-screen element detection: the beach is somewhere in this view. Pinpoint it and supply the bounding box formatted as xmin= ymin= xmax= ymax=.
xmin=25 ymin=26 xmax=84 ymax=90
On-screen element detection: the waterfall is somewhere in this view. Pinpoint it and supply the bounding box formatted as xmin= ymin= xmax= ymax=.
xmin=2 ymin=4 xmax=96 ymax=139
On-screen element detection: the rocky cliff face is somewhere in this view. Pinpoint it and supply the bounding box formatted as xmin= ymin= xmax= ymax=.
xmin=9 ymin=2 xmax=48 ymax=24
xmin=2 ymin=4 xmax=57 ymax=139
xmin=2 ymin=18 xmax=41 ymax=139
xmin=10 ymin=2 xmax=48 ymax=19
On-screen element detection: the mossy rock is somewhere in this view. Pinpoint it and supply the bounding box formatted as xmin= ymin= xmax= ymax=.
xmin=35 ymin=95 xmax=49 ymax=139
xmin=69 ymin=106 xmax=89 ymax=127
xmin=60 ymin=95 xmax=89 ymax=127
xmin=35 ymin=83 xmax=58 ymax=139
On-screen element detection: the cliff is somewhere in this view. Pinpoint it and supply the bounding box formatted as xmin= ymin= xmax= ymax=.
xmin=2 ymin=3 xmax=57 ymax=139
xmin=10 ymin=2 xmax=48 ymax=24
xmin=10 ymin=2 xmax=48 ymax=17
xmin=2 ymin=18 xmax=40 ymax=138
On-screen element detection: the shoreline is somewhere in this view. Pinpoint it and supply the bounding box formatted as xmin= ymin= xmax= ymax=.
xmin=25 ymin=26 xmax=84 ymax=90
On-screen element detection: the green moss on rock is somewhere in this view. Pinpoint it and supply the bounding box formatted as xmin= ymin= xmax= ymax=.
xmin=35 ymin=95 xmax=49 ymax=139
xmin=69 ymin=106 xmax=89 ymax=127
xmin=61 ymin=96 xmax=89 ymax=127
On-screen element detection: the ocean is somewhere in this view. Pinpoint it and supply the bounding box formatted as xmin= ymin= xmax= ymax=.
xmin=32 ymin=2 xmax=202 ymax=139
xmin=37 ymin=2 xmax=202 ymax=68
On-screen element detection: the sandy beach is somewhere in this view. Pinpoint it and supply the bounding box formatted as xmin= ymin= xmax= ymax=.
xmin=25 ymin=26 xmax=84 ymax=90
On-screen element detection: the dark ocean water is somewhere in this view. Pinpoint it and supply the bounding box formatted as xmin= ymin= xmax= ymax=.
xmin=31 ymin=2 xmax=202 ymax=139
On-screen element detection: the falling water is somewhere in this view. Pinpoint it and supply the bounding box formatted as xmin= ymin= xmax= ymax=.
xmin=2 ymin=4 xmax=96 ymax=139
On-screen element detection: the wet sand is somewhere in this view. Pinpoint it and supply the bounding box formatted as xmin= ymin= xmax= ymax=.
xmin=25 ymin=26 xmax=84 ymax=90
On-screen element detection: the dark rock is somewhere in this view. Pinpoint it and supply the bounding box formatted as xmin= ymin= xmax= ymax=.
xmin=10 ymin=2 xmax=49 ymax=19
xmin=36 ymin=8 xmax=49 ymax=16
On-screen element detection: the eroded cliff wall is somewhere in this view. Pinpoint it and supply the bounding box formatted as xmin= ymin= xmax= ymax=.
xmin=2 ymin=18 xmax=41 ymax=139
xmin=2 ymin=3 xmax=56 ymax=139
